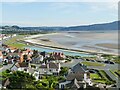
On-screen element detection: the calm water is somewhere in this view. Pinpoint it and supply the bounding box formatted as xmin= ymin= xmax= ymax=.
xmin=25 ymin=46 xmax=94 ymax=57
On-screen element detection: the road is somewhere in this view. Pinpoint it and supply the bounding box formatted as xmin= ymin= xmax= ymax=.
xmin=61 ymin=59 xmax=119 ymax=70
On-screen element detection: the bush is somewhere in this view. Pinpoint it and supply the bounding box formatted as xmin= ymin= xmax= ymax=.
xmin=31 ymin=64 xmax=36 ymax=68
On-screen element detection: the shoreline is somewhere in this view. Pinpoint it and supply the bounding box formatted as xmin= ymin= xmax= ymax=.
xmin=20 ymin=40 xmax=119 ymax=56
xmin=21 ymin=32 xmax=119 ymax=56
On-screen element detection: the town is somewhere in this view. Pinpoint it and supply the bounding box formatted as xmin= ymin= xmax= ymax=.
xmin=0 ymin=34 xmax=120 ymax=90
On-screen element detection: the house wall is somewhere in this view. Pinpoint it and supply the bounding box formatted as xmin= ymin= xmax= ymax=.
xmin=59 ymin=81 xmax=71 ymax=89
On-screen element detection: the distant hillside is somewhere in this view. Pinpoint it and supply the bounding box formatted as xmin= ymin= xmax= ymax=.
xmin=65 ymin=21 xmax=119 ymax=31
xmin=1 ymin=21 xmax=119 ymax=31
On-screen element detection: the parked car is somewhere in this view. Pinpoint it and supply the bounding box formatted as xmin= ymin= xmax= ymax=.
xmin=104 ymin=61 xmax=114 ymax=64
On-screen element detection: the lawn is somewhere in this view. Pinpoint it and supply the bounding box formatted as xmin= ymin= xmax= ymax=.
xmin=94 ymin=79 xmax=107 ymax=84
xmin=4 ymin=35 xmax=28 ymax=49
xmin=90 ymin=73 xmax=101 ymax=79
xmin=81 ymin=61 xmax=105 ymax=66
xmin=90 ymin=70 xmax=115 ymax=85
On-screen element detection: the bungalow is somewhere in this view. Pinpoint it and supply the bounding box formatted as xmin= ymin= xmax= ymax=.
xmin=59 ymin=63 xmax=92 ymax=89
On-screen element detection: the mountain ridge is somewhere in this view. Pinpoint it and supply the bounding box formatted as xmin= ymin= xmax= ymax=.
xmin=1 ymin=21 xmax=119 ymax=31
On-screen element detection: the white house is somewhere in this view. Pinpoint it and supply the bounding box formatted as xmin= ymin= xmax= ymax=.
xmin=59 ymin=63 xmax=93 ymax=89
xmin=39 ymin=62 xmax=61 ymax=75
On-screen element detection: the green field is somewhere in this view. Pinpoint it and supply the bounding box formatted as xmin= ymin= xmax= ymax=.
xmin=4 ymin=35 xmax=28 ymax=49
xmin=81 ymin=61 xmax=105 ymax=66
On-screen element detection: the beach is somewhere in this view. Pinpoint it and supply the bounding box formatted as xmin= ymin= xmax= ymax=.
xmin=24 ymin=31 xmax=119 ymax=55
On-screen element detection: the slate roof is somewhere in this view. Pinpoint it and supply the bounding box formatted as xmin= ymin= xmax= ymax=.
xmin=49 ymin=62 xmax=59 ymax=69
xmin=66 ymin=78 xmax=85 ymax=89
xmin=72 ymin=63 xmax=87 ymax=73
xmin=66 ymin=72 xmax=84 ymax=81
xmin=39 ymin=62 xmax=59 ymax=69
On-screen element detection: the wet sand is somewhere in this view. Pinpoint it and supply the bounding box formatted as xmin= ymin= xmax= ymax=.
xmin=24 ymin=31 xmax=119 ymax=55
xmin=96 ymin=43 xmax=120 ymax=49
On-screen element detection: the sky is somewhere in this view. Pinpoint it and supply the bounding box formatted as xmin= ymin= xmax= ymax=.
xmin=0 ymin=1 xmax=119 ymax=27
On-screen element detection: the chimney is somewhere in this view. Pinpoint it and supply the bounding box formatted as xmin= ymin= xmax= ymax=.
xmin=47 ymin=63 xmax=49 ymax=69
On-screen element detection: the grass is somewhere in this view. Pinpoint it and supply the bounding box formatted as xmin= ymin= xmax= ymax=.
xmin=90 ymin=73 xmax=107 ymax=84
xmin=90 ymin=73 xmax=101 ymax=79
xmin=109 ymin=70 xmax=118 ymax=77
xmin=81 ymin=61 xmax=105 ymax=66
xmin=4 ymin=35 xmax=27 ymax=49
xmin=0 ymin=64 xmax=3 ymax=68
xmin=94 ymin=79 xmax=107 ymax=84
xmin=90 ymin=70 xmax=115 ymax=85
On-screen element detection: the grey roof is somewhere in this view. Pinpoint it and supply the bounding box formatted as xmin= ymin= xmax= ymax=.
xmin=39 ymin=62 xmax=59 ymax=69
xmin=66 ymin=72 xmax=84 ymax=81
xmin=66 ymin=78 xmax=85 ymax=89
xmin=49 ymin=62 xmax=59 ymax=69
xmin=39 ymin=64 xmax=47 ymax=68
xmin=72 ymin=63 xmax=87 ymax=73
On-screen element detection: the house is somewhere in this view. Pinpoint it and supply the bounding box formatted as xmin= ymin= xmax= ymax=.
xmin=32 ymin=55 xmax=43 ymax=64
xmin=10 ymin=62 xmax=30 ymax=72
xmin=50 ymin=52 xmax=66 ymax=60
xmin=10 ymin=63 xmax=20 ymax=71
xmin=59 ymin=63 xmax=92 ymax=89
xmin=39 ymin=62 xmax=61 ymax=75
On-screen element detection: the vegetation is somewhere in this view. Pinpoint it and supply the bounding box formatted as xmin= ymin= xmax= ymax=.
xmin=90 ymin=73 xmax=101 ymax=79
xmin=4 ymin=35 xmax=27 ymax=49
xmin=114 ymin=70 xmax=120 ymax=78
xmin=1 ymin=70 xmax=65 ymax=89
xmin=31 ymin=64 xmax=36 ymax=68
xmin=90 ymin=70 xmax=116 ymax=85
xmin=113 ymin=56 xmax=120 ymax=64
xmin=99 ymin=70 xmax=116 ymax=85
xmin=109 ymin=70 xmax=118 ymax=77
xmin=66 ymin=55 xmax=81 ymax=59
xmin=81 ymin=61 xmax=105 ymax=66
xmin=7 ymin=71 xmax=36 ymax=89
xmin=60 ymin=67 xmax=69 ymax=76
xmin=0 ymin=64 xmax=3 ymax=68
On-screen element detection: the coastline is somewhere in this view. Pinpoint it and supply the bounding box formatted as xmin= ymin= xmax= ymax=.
xmin=20 ymin=40 xmax=119 ymax=56
xmin=21 ymin=32 xmax=119 ymax=56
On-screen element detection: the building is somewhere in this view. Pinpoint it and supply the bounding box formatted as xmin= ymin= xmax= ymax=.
xmin=50 ymin=52 xmax=66 ymax=60
xmin=39 ymin=62 xmax=61 ymax=75
xmin=32 ymin=55 xmax=44 ymax=64
xmin=59 ymin=63 xmax=92 ymax=89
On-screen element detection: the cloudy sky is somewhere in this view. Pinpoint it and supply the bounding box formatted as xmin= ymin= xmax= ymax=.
xmin=0 ymin=0 xmax=119 ymax=26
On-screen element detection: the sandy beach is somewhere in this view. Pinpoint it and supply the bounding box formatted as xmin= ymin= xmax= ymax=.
xmin=24 ymin=31 xmax=119 ymax=55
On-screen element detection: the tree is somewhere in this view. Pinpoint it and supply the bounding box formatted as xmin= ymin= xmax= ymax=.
xmin=7 ymin=71 xmax=36 ymax=89
xmin=60 ymin=67 xmax=69 ymax=76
